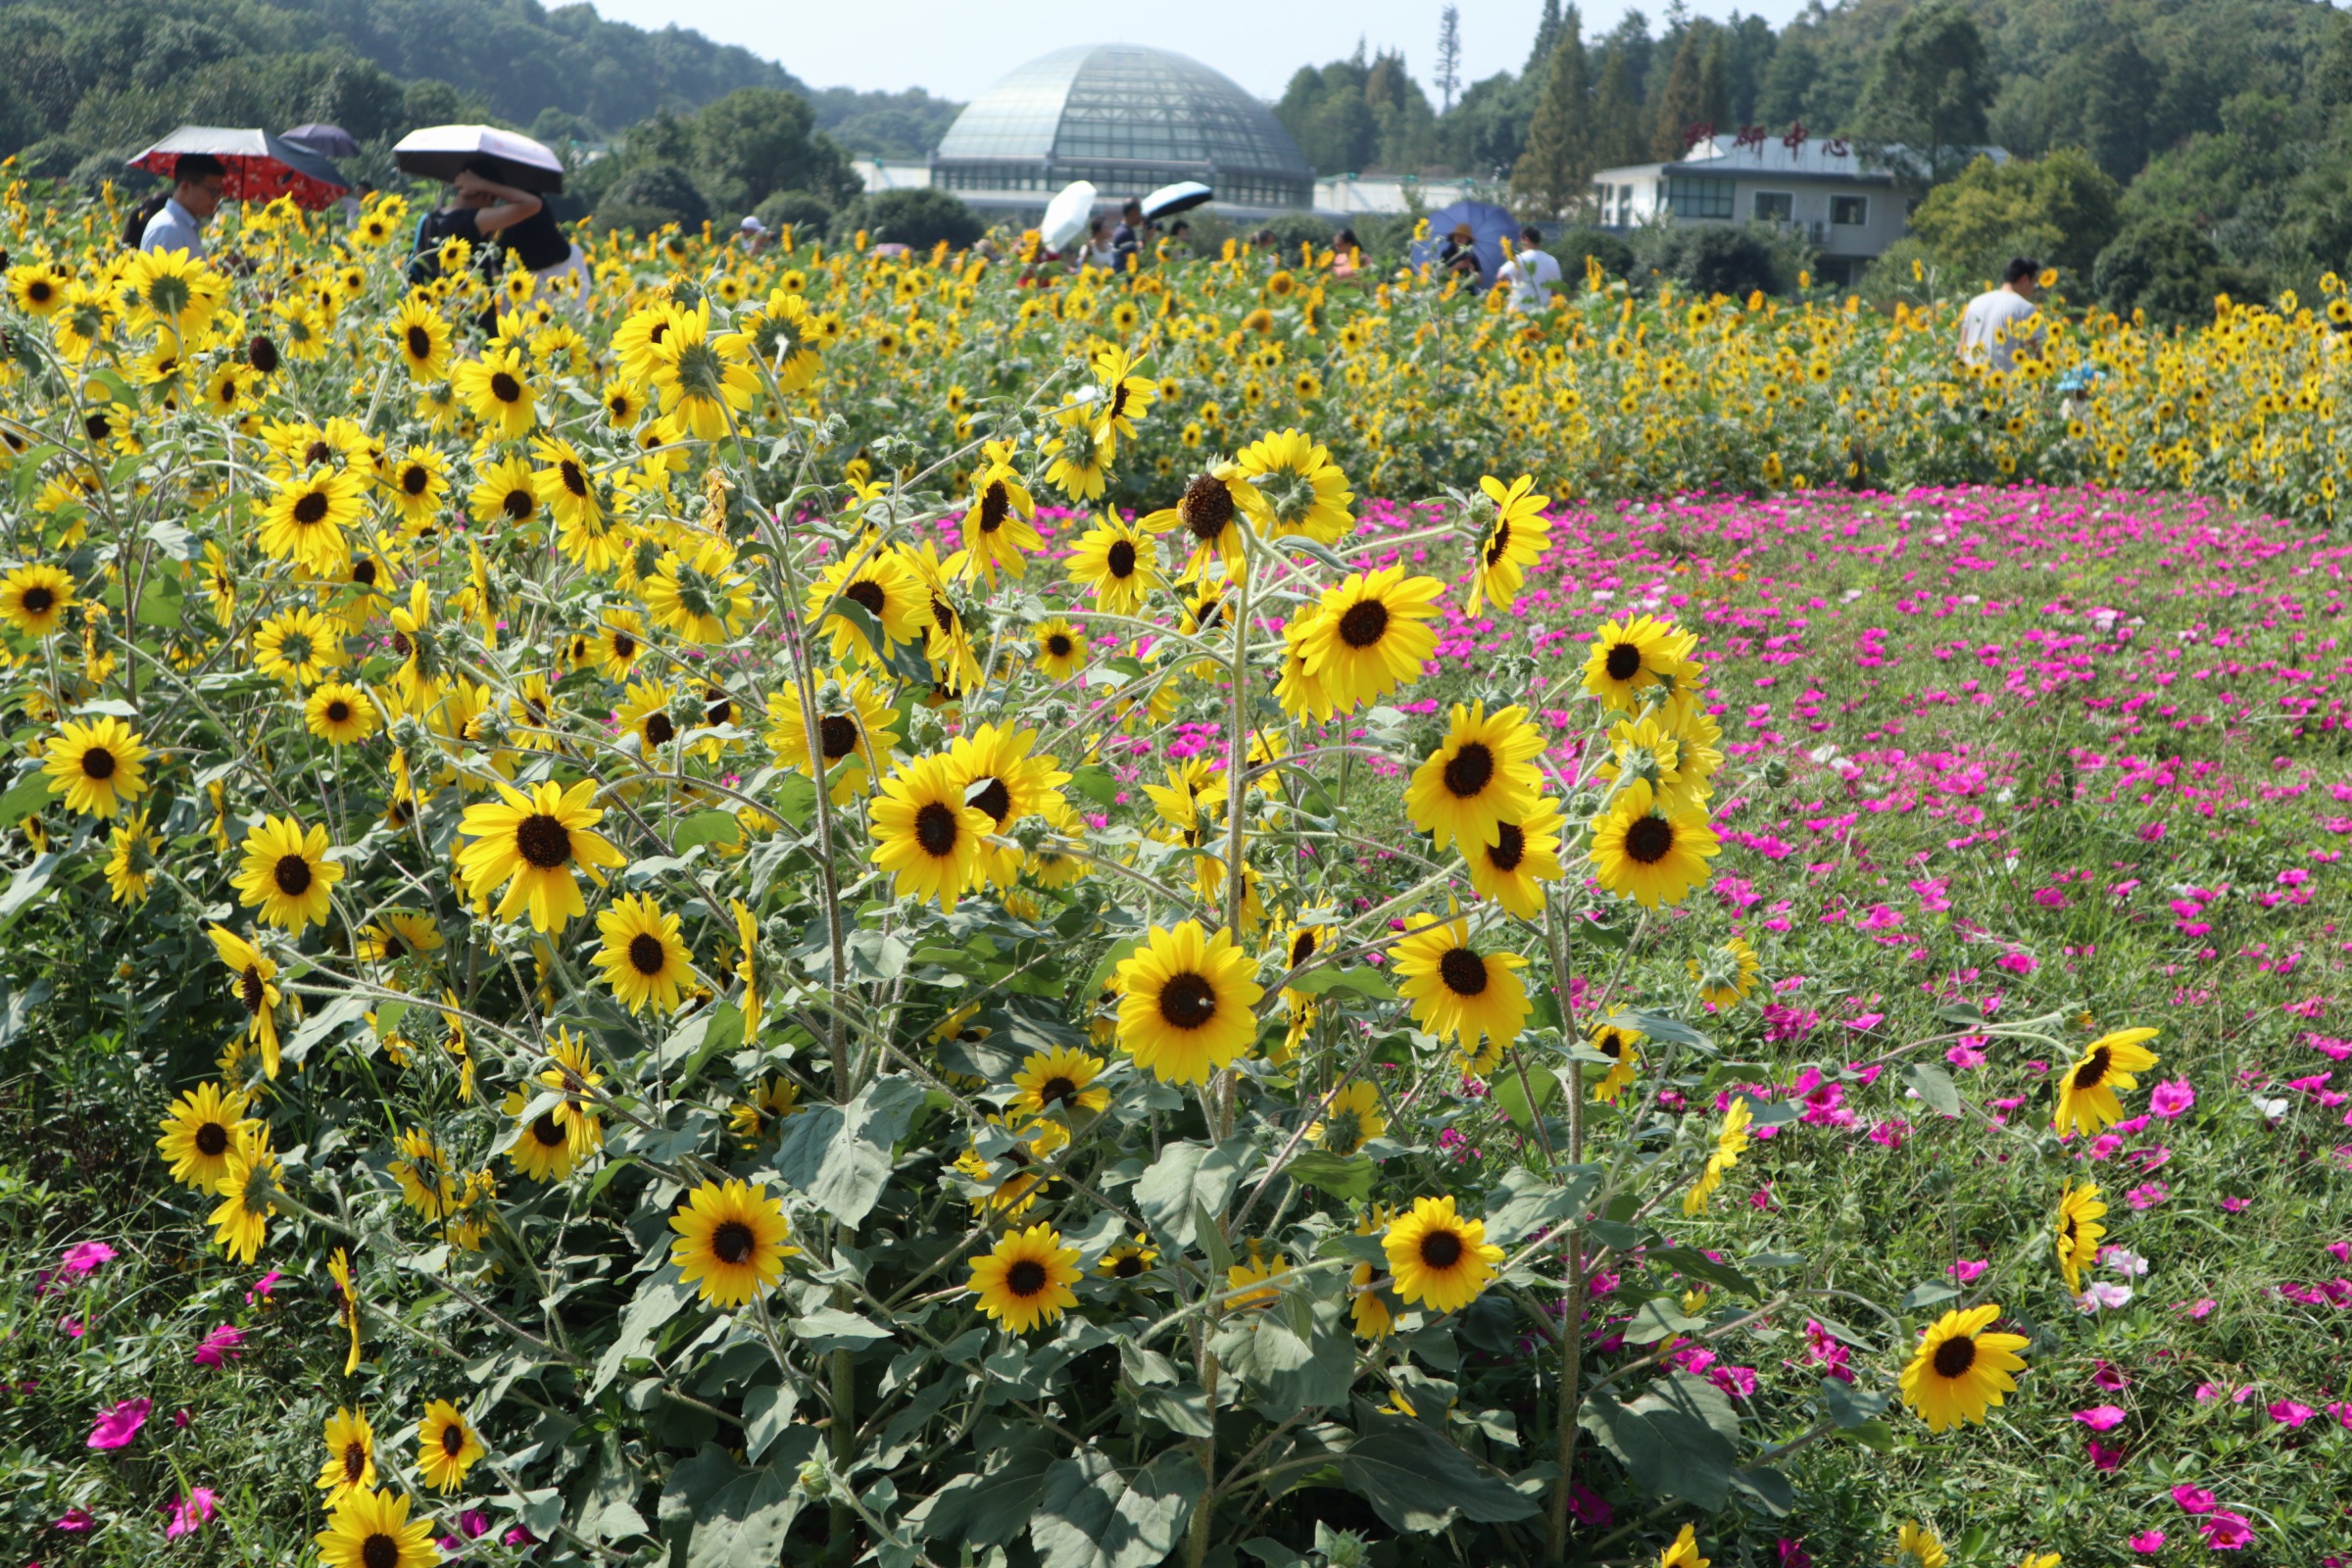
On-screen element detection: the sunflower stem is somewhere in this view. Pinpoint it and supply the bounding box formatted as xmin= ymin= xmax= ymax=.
xmin=1545 ymin=896 xmax=1587 ymax=1565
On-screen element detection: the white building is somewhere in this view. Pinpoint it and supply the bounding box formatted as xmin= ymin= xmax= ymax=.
xmin=1590 ymin=133 xmax=1941 ymax=285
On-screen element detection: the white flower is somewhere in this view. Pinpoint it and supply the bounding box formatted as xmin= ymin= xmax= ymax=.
xmin=2076 ymin=1281 xmax=2134 ymax=1314
xmin=2100 ymin=1246 xmax=2149 ymax=1278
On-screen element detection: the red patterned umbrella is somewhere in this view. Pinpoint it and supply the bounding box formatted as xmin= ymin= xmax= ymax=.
xmin=127 ymin=126 xmax=351 ymax=212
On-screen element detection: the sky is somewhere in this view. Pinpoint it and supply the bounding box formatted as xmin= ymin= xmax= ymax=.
xmin=585 ymin=0 xmax=1817 ymax=104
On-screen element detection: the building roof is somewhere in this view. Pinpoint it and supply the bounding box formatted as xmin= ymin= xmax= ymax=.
xmin=935 ymin=44 xmax=1310 ymax=181
xmin=1593 ymin=134 xmax=2010 ymax=186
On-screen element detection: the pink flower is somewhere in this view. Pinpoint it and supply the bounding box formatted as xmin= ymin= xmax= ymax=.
xmin=1947 ymin=1258 xmax=1988 ymax=1284
xmin=2150 ymin=1078 xmax=2196 ymax=1119
xmin=2173 ymin=1485 xmax=2217 ymax=1514
xmin=2086 ymin=1439 xmax=2126 ymax=1471
xmin=164 ymin=1489 xmax=217 ymax=1541
xmin=2092 ymin=1360 xmax=2132 ymax=1391
xmin=2126 ymin=1181 xmax=2170 ymax=1210
xmin=192 ymin=1324 xmax=244 ymax=1369
xmin=2075 ymin=1405 xmax=2128 ymax=1431
xmin=53 ymin=1509 xmax=96 ymax=1533
xmin=59 ymin=1242 xmax=116 ymax=1276
xmin=2198 ymin=1511 xmax=2254 ymax=1550
xmin=2128 ymin=1532 xmax=2167 ymax=1553
xmin=1777 ymin=1540 xmax=1814 ymax=1568
xmin=2270 ymin=1398 xmax=2314 ymax=1428
xmin=1565 ymin=1484 xmax=1610 ymax=1526
xmin=86 ymin=1397 xmax=150 ymax=1450
xmin=245 ymin=1271 xmax=282 ymax=1305
xmin=2077 ymin=1281 xmax=2133 ymax=1312
xmin=2179 ymin=1298 xmax=2219 ymax=1318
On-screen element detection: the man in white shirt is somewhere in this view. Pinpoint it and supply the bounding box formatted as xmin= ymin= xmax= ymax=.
xmin=1497 ymin=224 xmax=1562 ymax=312
xmin=1958 ymin=256 xmax=2045 ymax=371
xmin=140 ymin=154 xmax=226 ymax=258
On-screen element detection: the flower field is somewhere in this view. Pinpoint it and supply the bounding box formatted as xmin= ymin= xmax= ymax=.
xmin=2 ymin=183 xmax=2351 ymax=1568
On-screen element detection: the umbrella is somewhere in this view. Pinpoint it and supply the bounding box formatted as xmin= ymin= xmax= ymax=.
xmin=282 ymin=122 xmax=360 ymax=159
xmin=127 ymin=126 xmax=350 ymax=211
xmin=1041 ymin=180 xmax=1098 ymax=252
xmin=1141 ymin=180 xmax=1212 ymax=221
xmin=1411 ymin=199 xmax=1517 ymax=285
xmin=392 ymin=124 xmax=564 ymax=194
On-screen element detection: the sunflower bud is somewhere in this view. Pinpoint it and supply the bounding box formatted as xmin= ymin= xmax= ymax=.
xmin=796 ymin=1458 xmax=829 ymax=1498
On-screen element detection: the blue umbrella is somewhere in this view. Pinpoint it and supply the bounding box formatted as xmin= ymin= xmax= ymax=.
xmin=1410 ymin=199 xmax=1517 ymax=286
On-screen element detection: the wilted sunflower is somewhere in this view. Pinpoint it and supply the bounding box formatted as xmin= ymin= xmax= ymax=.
xmin=2054 ymin=1028 xmax=2159 ymax=1136
xmin=1011 ymin=1046 xmax=1111 ymax=1118
xmin=1899 ymin=1303 xmax=2030 ymax=1432
xmin=1589 ymin=780 xmax=1720 ymax=908
xmin=0 ymin=563 xmax=74 ymax=637
xmin=314 ymin=1486 xmax=437 ymax=1568
xmin=305 ymin=681 xmax=379 ymax=746
xmin=416 ymin=1398 xmax=484 ymax=1494
xmin=2055 ymin=1181 xmax=2107 ymax=1294
xmin=455 ymin=777 xmax=625 ymax=932
xmin=1115 ymin=920 xmax=1264 ymax=1085
xmin=1064 ymin=512 xmax=1160 ymax=614
xmin=1682 ymin=1097 xmax=1753 ymax=1214
xmin=1383 ymin=1195 xmax=1504 ymax=1313
xmin=1144 ymin=464 xmax=1251 ymax=583
xmin=1292 ymin=566 xmax=1444 ymax=717
xmin=232 ymin=813 xmax=343 ymax=933
xmin=869 ymin=753 xmax=995 ymax=911
xmin=593 ymin=892 xmax=693 ymax=1014
xmin=42 ymin=714 xmax=149 ymax=819
xmin=156 ymin=1081 xmax=254 ymax=1190
xmin=1390 ymin=917 xmax=1529 ymax=1062
xmin=967 ymin=1223 xmax=1082 ymax=1333
xmin=669 ymin=1178 xmax=798 ymax=1308
xmin=1403 ymin=702 xmax=1544 ymax=854
xmin=316 ymin=1407 xmax=376 ymax=1501
xmin=1465 ymin=472 xmax=1552 ymax=614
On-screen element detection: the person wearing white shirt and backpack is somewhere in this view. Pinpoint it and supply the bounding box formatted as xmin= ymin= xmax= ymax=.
xmin=1498 ymin=224 xmax=1562 ymax=312
xmin=1959 ymin=257 xmax=2046 ymax=371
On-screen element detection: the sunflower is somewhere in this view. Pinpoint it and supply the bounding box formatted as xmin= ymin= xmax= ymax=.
xmin=260 ymin=466 xmax=364 ymax=572
xmin=1099 ymin=1237 xmax=1159 ymax=1281
xmin=668 ymin=1178 xmax=798 ymax=1307
xmin=947 ymin=722 xmax=1069 ymax=889
xmin=1589 ymin=1021 xmax=1643 ymax=1103
xmin=644 ymin=299 xmax=759 ymax=439
xmin=594 ymin=611 xmax=649 ymax=681
xmin=451 ymin=345 xmax=537 ymax=440
xmin=1090 ymin=343 xmax=1156 ymax=443
xmin=1682 ymin=1096 xmax=1753 ymax=1214
xmin=390 ymin=1127 xmax=460 ymax=1218
xmin=208 ymin=925 xmax=283 ymax=1076
xmin=729 ymin=1076 xmax=804 ymax=1148
xmin=383 ymin=446 xmax=450 ymax=532
xmin=2055 ymin=1181 xmax=2107 ymax=1295
xmin=2054 ymin=1028 xmax=2159 ymax=1137
xmin=1658 ymin=1525 xmax=1711 ymax=1568
xmin=157 ymin=1081 xmax=253 ymax=1189
xmin=1889 ymin=1523 xmax=1947 ymax=1568
xmin=1231 ymin=427 xmax=1353 ymax=546
xmin=870 ymin=753 xmax=995 ymax=911
xmin=1403 ymin=702 xmax=1544 ymax=854
xmin=209 ymin=1137 xmax=280 ymax=1263
xmin=254 ymin=607 xmax=344 ymax=687
xmin=1690 ymin=937 xmax=1762 ymax=1007
xmin=967 ymin=1223 xmax=1082 ymax=1333
xmin=1064 ymin=512 xmax=1161 ymax=614
xmin=1144 ymin=464 xmax=1252 ymax=584
xmin=503 ymin=1083 xmax=581 ymax=1182
xmin=1225 ymin=1244 xmax=1289 ymax=1309
xmin=1307 ymin=1079 xmax=1387 ymax=1154
xmin=1115 ymin=920 xmax=1265 ymax=1085
xmin=305 ymin=682 xmax=379 ymax=746
xmin=327 ymin=1246 xmax=363 ymax=1373
xmin=0 ymin=563 xmax=74 ymax=638
xmin=416 ymin=1398 xmax=484 ymax=1494
xmin=1292 ymin=566 xmax=1444 ymax=717
xmin=1042 ymin=417 xmax=1113 ymax=502
xmin=1464 ymin=796 xmax=1565 ymax=918
xmin=389 ymin=294 xmax=451 ymax=381
xmin=5 ymin=261 xmax=71 ymax=317
xmin=1590 ymin=780 xmax=1720 ymax=908
xmin=740 ymin=287 xmax=823 ymax=389
xmin=42 ymin=714 xmax=149 ymax=819
xmin=642 ymin=536 xmax=755 ymax=645
xmin=1011 ymin=1046 xmax=1111 ymax=1118
xmin=594 ymin=892 xmax=693 ymax=1014
xmin=232 ymin=813 xmax=343 ymax=933
xmin=455 ymin=777 xmax=625 ymax=932
xmin=1383 ymin=1195 xmax=1504 ymax=1313
xmin=529 ymin=435 xmax=602 ymax=535
xmin=104 ymin=809 xmax=161 ymax=905
xmin=1272 ymin=609 xmax=1336 ymax=720
xmin=1390 ymin=917 xmax=1529 ymax=1062
xmin=763 ymin=667 xmax=898 ymax=804
xmin=1899 ymin=1304 xmax=2030 ymax=1433
xmin=316 ymin=1407 xmax=376 ymax=1501
xmin=1466 ymin=473 xmax=1552 ymax=614
xmin=1582 ymin=614 xmax=1696 ymax=710
xmin=1033 ymin=616 xmax=1089 ymax=681
xmin=960 ymin=462 xmax=1042 ymax=582
xmin=315 ymin=1487 xmax=437 ymax=1568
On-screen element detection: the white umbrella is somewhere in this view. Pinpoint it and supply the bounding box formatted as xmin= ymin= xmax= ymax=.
xmin=392 ymin=124 xmax=565 ymax=194
xmin=1141 ymin=180 xmax=1212 ymax=220
xmin=1041 ymin=180 xmax=1098 ymax=252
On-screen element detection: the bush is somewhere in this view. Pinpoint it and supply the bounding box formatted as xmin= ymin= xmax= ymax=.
xmin=832 ymin=186 xmax=981 ymax=251
xmin=2093 ymin=217 xmax=2247 ymax=323
xmin=595 ymin=159 xmax=710 ymax=233
xmin=1631 ymin=221 xmax=1793 ymax=297
xmin=754 ymin=188 xmax=836 ymax=240
xmin=1544 ymin=224 xmax=1635 ymax=282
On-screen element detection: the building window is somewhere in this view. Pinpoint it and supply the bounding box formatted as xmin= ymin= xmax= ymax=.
xmin=1664 ymin=175 xmax=1735 ymax=220
xmin=1752 ymin=191 xmax=1792 ymax=222
xmin=1831 ymin=195 xmax=1869 ymax=226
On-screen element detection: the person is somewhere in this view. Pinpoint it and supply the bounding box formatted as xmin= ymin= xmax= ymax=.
xmin=136 ymin=154 xmax=226 ymax=257
xmin=1110 ymin=198 xmax=1146 ymax=270
xmin=1436 ymin=221 xmax=1483 ymax=282
xmin=1331 ymin=226 xmax=1368 ymax=287
xmin=1166 ymin=219 xmax=1192 ymax=246
xmin=1077 ymin=215 xmax=1117 ymax=272
xmin=1497 ymin=224 xmax=1562 ymax=312
xmin=407 ymin=164 xmax=564 ymax=288
xmin=1958 ymin=257 xmax=2045 ymax=372
xmin=737 ymin=215 xmax=772 ymax=255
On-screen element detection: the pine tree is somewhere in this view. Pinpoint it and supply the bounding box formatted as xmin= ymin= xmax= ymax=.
xmin=1525 ymin=0 xmax=1565 ymax=77
xmin=1648 ymin=21 xmax=1715 ymax=160
xmin=1516 ymin=9 xmax=1595 ymax=216
xmin=1436 ymin=5 xmax=1463 ymax=113
xmin=1592 ymin=44 xmax=1645 ymax=168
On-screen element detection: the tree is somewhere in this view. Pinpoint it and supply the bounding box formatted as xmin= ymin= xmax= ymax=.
xmin=1436 ymin=5 xmax=1463 ymax=113
xmin=1516 ymin=9 xmax=1595 ymax=215
xmin=1592 ymin=44 xmax=1645 ymax=168
xmin=694 ymin=86 xmax=858 ymax=216
xmin=1906 ymin=148 xmax=2122 ymax=279
xmin=1648 ymin=21 xmax=1716 ymax=159
xmin=833 ymin=188 xmax=981 ymax=251
xmin=2092 ymin=216 xmax=2233 ymax=322
xmin=596 ymin=160 xmax=710 ymax=232
xmin=1856 ymin=0 xmax=1994 ymax=184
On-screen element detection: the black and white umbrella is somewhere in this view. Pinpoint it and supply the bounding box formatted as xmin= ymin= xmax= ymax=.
xmin=392 ymin=124 xmax=565 ymax=194
xmin=1141 ymin=180 xmax=1213 ymax=220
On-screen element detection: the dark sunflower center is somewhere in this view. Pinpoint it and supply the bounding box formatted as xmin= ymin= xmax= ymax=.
xmin=22 ymin=585 xmax=54 ymax=613
xmin=195 ymin=1121 xmax=229 ymax=1156
xmin=1290 ymin=931 xmax=1317 ymax=966
xmin=1438 ymin=947 xmax=1489 ymax=997
xmin=914 ymin=802 xmax=961 ymax=857
xmin=273 ymin=854 xmax=314 ymax=896
xmin=407 ymin=325 xmax=431 ymax=359
xmin=1484 ymin=520 xmax=1512 ymax=566
xmin=818 ymin=714 xmax=859 ymax=760
xmin=1047 ymin=634 xmax=1073 ymax=658
xmin=1489 ymin=822 xmax=1527 ymax=871
xmin=1157 ymin=972 xmax=1219 ymax=1030
xmin=1443 ymin=742 xmax=1495 ymax=798
xmin=644 ymin=711 xmax=675 ymax=746
xmin=1180 ymin=474 xmax=1235 ymax=540
xmin=1932 ymin=1335 xmax=1978 ymax=1378
xmin=844 ymin=579 xmax=887 ymax=617
xmin=978 ymin=482 xmax=1009 ymax=532
xmin=1105 ymin=539 xmax=1138 ymax=578
xmin=1624 ymin=816 xmax=1676 ymax=864
xmin=627 ymin=933 xmax=666 ymax=976
xmin=1338 ymin=599 xmax=1390 ymax=649
xmin=352 ymin=559 xmax=378 ymax=585
xmin=293 ymin=491 xmax=330 ymax=525
xmin=1005 ymin=1258 xmax=1049 ymax=1297
xmin=1604 ymin=642 xmax=1642 ymax=681
xmin=502 ymin=488 xmax=532 ymax=520
xmin=931 ymin=596 xmax=956 ymax=633
xmin=402 ymin=466 xmax=429 ymax=495
xmin=362 ymin=1533 xmax=399 ymax=1568
xmin=612 ymin=631 xmax=636 ymax=660
xmin=80 ymin=747 xmax=116 ymax=780
xmin=1597 ymin=1032 xmax=1624 ymax=1060
xmin=1418 ymin=1229 xmax=1465 ymax=1269
xmin=2072 ymin=1048 xmax=2112 ymax=1091
xmin=514 ymin=812 xmax=571 ymax=869
xmin=711 ymin=1220 xmax=756 ymax=1265
xmin=970 ymin=777 xmax=1011 ymax=825
xmin=343 ymin=1441 xmax=368 ymax=1482
xmin=326 ymin=700 xmax=353 ymax=723
xmin=305 ymin=440 xmax=333 ymax=466
xmin=1040 ymin=1075 xmax=1078 ymax=1106
xmin=238 ymin=966 xmax=266 ymax=1012
xmin=490 ymin=371 xmax=521 ymax=404
xmin=1111 ymin=1251 xmax=1146 ymax=1279
xmin=84 ymin=413 xmax=109 ymax=440
xmin=441 ymin=1423 xmax=466 ymax=1456
xmin=531 ymin=1112 xmax=566 ymax=1148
